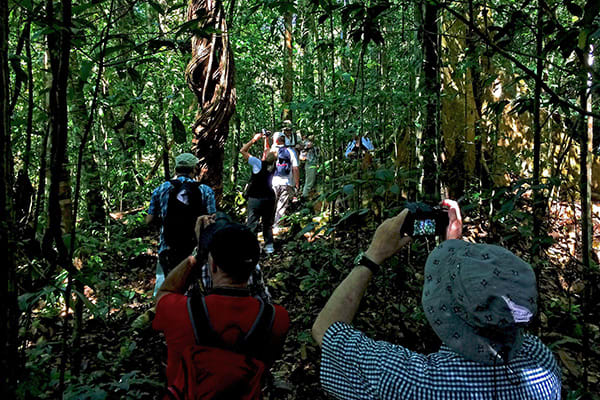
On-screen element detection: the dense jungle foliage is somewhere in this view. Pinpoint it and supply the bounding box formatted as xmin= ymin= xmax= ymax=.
xmin=0 ymin=0 xmax=599 ymax=398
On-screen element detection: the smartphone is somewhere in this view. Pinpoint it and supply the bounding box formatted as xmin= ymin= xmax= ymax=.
xmin=402 ymin=203 xmax=449 ymax=237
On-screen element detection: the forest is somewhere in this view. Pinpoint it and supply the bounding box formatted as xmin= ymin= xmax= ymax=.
xmin=1 ymin=0 xmax=599 ymax=398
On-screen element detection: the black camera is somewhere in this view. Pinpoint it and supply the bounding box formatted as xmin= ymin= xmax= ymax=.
xmin=401 ymin=202 xmax=449 ymax=237
xmin=196 ymin=212 xmax=233 ymax=263
xmin=261 ymin=129 xmax=272 ymax=137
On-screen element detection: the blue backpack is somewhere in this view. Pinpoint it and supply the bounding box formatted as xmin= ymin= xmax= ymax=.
xmin=275 ymin=147 xmax=292 ymax=176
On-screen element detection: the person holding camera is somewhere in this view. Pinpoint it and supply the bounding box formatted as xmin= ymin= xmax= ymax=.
xmin=240 ymin=132 xmax=277 ymax=254
xmin=312 ymin=200 xmax=561 ymax=399
xmin=153 ymin=222 xmax=290 ymax=397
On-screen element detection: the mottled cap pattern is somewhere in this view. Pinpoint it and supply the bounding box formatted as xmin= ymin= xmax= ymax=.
xmin=175 ymin=153 xmax=199 ymax=168
xmin=422 ymin=239 xmax=537 ymax=365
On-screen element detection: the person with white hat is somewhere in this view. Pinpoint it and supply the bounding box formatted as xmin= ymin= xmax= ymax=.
xmin=312 ymin=200 xmax=561 ymax=399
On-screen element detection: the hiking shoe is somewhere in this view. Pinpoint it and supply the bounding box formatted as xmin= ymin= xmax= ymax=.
xmin=264 ymin=244 xmax=274 ymax=254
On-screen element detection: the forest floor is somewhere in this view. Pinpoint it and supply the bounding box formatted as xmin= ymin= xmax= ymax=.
xmin=25 ymin=200 xmax=600 ymax=399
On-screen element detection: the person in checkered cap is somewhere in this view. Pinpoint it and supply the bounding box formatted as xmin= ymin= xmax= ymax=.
xmin=312 ymin=200 xmax=561 ymax=400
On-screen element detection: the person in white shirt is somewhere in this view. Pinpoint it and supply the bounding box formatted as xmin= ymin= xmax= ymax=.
xmin=271 ymin=133 xmax=299 ymax=231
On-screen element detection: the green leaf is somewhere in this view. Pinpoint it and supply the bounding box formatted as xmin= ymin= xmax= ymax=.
xmin=296 ymin=223 xmax=315 ymax=238
xmin=104 ymin=44 xmax=131 ymax=58
xmin=172 ymin=115 xmax=187 ymax=144
xmin=72 ymin=0 xmax=110 ymax=14
xmin=148 ymin=0 xmax=164 ymax=15
xmin=18 ymin=292 xmax=41 ymax=311
xmin=375 ymin=168 xmax=393 ymax=182
xmin=80 ymin=60 xmax=93 ymax=83
xmin=342 ymin=184 xmax=354 ymax=195
xmin=74 ymin=289 xmax=98 ymax=316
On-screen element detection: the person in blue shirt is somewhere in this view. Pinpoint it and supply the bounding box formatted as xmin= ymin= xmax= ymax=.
xmin=312 ymin=200 xmax=561 ymax=400
xmin=146 ymin=153 xmax=216 ymax=296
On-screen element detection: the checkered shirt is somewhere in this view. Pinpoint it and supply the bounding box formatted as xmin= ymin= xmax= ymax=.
xmin=320 ymin=322 xmax=561 ymax=400
xmin=147 ymin=176 xmax=216 ymax=254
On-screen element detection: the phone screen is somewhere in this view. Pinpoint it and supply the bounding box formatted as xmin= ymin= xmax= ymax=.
xmin=413 ymin=218 xmax=436 ymax=236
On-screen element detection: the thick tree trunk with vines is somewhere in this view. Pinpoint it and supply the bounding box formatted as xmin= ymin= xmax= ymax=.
xmin=186 ymin=0 xmax=236 ymax=203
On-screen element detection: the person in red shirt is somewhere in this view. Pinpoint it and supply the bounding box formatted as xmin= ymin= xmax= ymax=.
xmin=153 ymin=222 xmax=290 ymax=387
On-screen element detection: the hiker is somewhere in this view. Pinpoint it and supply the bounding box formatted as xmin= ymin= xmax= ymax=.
xmin=299 ymin=136 xmax=319 ymax=199
xmin=146 ymin=153 xmax=216 ymax=296
xmin=197 ymin=213 xmax=272 ymax=303
xmin=153 ymin=222 xmax=290 ymax=398
xmin=344 ymin=135 xmax=375 ymax=169
xmin=240 ymin=132 xmax=277 ymax=254
xmin=312 ymin=200 xmax=561 ymax=399
xmin=276 ymin=119 xmax=303 ymax=158
xmin=271 ymin=132 xmax=300 ymax=231
xmin=344 ymin=135 xmax=374 ymax=158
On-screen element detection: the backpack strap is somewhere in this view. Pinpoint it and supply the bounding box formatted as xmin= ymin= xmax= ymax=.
xmin=237 ymin=297 xmax=275 ymax=356
xmin=187 ymin=294 xmax=222 ymax=347
xmin=169 ymin=179 xmax=182 ymax=191
xmin=187 ymin=294 xmax=275 ymax=354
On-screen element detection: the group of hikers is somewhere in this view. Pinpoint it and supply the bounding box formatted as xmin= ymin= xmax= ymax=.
xmin=240 ymin=120 xmax=320 ymax=254
xmin=144 ymin=123 xmax=561 ymax=399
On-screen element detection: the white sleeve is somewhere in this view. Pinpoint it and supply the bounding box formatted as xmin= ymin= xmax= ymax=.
xmin=289 ymin=148 xmax=299 ymax=167
xmin=248 ymin=156 xmax=262 ymax=174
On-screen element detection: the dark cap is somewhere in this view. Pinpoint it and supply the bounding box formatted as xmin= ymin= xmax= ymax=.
xmin=208 ymin=222 xmax=260 ymax=282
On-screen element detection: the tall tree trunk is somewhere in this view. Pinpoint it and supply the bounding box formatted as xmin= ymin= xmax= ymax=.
xmin=329 ymin=16 xmax=337 ymax=218
xmin=282 ymin=10 xmax=294 ymax=121
xmin=43 ymin=0 xmax=73 ymax=392
xmin=531 ymin=0 xmax=545 ymax=262
xmin=579 ymin=36 xmax=594 ymax=395
xmin=72 ymin=74 xmax=107 ymax=228
xmin=0 ymin=0 xmax=18 ymax=394
xmin=44 ymin=0 xmax=72 ymax=267
xmin=301 ymin=3 xmax=315 ymax=98
xmin=420 ymin=0 xmax=439 ymax=200
xmin=465 ymin=0 xmax=489 ymax=197
xmin=186 ymin=0 xmax=236 ymax=203
xmin=25 ymin=17 xmax=34 ymax=176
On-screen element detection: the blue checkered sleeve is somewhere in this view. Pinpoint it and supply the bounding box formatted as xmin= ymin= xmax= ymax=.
xmin=320 ymin=322 xmax=561 ymax=400
xmin=147 ymin=186 xmax=162 ymax=217
xmin=198 ymin=184 xmax=216 ymax=214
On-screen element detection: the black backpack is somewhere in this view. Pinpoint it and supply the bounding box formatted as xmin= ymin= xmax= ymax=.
xmin=163 ymin=180 xmax=205 ymax=265
xmin=275 ymin=147 xmax=292 ymax=176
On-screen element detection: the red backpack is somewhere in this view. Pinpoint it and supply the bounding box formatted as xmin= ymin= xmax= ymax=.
xmin=165 ymin=294 xmax=275 ymax=400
